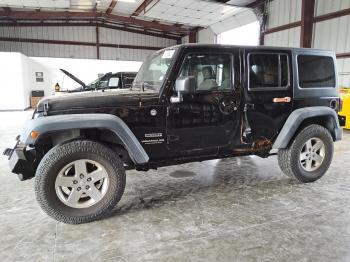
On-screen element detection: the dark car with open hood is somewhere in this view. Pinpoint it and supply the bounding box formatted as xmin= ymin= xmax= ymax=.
xmin=3 ymin=44 xmax=345 ymax=224
xmin=60 ymin=69 xmax=137 ymax=93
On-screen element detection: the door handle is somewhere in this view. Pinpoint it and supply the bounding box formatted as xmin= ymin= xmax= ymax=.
xmin=273 ymin=97 xmax=291 ymax=103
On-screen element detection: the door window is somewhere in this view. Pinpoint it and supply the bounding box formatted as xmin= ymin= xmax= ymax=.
xmin=108 ymin=77 xmax=120 ymax=88
xmin=248 ymin=53 xmax=289 ymax=90
xmin=179 ymin=54 xmax=232 ymax=91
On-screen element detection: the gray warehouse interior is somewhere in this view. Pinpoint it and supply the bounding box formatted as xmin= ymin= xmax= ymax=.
xmin=0 ymin=0 xmax=350 ymax=261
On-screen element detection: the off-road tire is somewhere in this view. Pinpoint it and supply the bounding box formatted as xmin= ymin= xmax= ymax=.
xmin=35 ymin=140 xmax=126 ymax=224
xmin=278 ymin=124 xmax=334 ymax=183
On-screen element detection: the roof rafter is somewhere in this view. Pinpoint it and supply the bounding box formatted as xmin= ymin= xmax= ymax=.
xmin=0 ymin=21 xmax=182 ymax=40
xmin=2 ymin=7 xmax=11 ymax=13
xmin=106 ymin=0 xmax=118 ymax=16
xmin=246 ymin=0 xmax=266 ymax=8
xmin=0 ymin=10 xmax=190 ymax=34
xmin=132 ymin=0 xmax=158 ymax=16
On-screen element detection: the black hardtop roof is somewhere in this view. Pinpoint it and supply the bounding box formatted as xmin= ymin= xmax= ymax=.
xmin=166 ymin=43 xmax=334 ymax=54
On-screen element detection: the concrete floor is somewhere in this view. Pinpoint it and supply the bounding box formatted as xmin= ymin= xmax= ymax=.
xmin=0 ymin=111 xmax=350 ymax=262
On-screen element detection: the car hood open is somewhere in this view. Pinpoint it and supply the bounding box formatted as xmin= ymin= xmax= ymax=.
xmin=60 ymin=69 xmax=86 ymax=89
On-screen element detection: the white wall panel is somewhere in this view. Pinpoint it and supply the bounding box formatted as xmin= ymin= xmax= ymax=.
xmin=198 ymin=28 xmax=217 ymax=44
xmin=267 ymin=0 xmax=302 ymax=29
xmin=0 ymin=26 xmax=95 ymax=42
xmin=264 ymin=27 xmax=301 ymax=48
xmin=181 ymin=35 xmax=189 ymax=44
xmin=99 ymin=27 xmax=176 ymax=48
xmin=316 ymin=0 xmax=350 ymax=16
xmin=0 ymin=41 xmax=96 ymax=59
xmin=99 ymin=47 xmax=154 ymax=61
xmin=0 ymin=26 xmax=176 ymax=60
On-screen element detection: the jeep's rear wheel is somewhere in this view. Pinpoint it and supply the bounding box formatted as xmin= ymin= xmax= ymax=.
xmin=35 ymin=140 xmax=126 ymax=224
xmin=278 ymin=124 xmax=334 ymax=183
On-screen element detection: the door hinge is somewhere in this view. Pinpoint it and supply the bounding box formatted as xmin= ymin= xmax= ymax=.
xmin=167 ymin=135 xmax=180 ymax=143
xmin=244 ymin=103 xmax=255 ymax=111
xmin=168 ymin=106 xmax=180 ymax=114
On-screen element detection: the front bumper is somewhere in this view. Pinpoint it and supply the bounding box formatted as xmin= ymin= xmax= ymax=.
xmin=3 ymin=140 xmax=35 ymax=181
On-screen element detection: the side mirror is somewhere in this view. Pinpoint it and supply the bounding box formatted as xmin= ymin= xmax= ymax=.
xmin=170 ymin=76 xmax=195 ymax=103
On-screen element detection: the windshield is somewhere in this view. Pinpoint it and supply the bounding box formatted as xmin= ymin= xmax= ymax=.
xmin=133 ymin=48 xmax=177 ymax=91
xmin=86 ymin=74 xmax=110 ymax=90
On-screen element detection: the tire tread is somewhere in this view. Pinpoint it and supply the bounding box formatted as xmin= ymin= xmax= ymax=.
xmin=35 ymin=140 xmax=125 ymax=224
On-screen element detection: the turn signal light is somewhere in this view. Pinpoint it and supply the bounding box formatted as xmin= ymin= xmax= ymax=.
xmin=30 ymin=131 xmax=40 ymax=140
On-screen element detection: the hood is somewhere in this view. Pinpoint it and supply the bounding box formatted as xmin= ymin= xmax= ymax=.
xmin=37 ymin=89 xmax=159 ymax=113
xmin=60 ymin=69 xmax=86 ymax=88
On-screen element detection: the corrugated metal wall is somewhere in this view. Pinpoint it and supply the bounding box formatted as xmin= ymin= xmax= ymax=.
xmin=316 ymin=0 xmax=350 ymax=15
xmin=313 ymin=0 xmax=350 ymax=86
xmin=265 ymin=27 xmax=300 ymax=47
xmin=264 ymin=0 xmax=350 ymax=86
xmin=264 ymin=0 xmax=302 ymax=47
xmin=0 ymin=26 xmax=177 ymax=61
xmin=266 ymin=0 xmax=302 ymax=28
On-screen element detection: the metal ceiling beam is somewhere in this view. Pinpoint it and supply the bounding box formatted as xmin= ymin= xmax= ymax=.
xmin=106 ymin=0 xmax=118 ymax=16
xmin=0 ymin=10 xmax=190 ymax=34
xmin=246 ymin=0 xmax=266 ymax=9
xmin=0 ymin=36 xmax=163 ymax=50
xmin=314 ymin=7 xmax=350 ymax=23
xmin=133 ymin=0 xmax=157 ymax=16
xmin=0 ymin=21 xmax=182 ymax=40
xmin=264 ymin=21 xmax=301 ymax=34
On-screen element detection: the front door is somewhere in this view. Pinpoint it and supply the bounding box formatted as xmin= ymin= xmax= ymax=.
xmin=166 ymin=52 xmax=241 ymax=155
xmin=243 ymin=50 xmax=293 ymax=142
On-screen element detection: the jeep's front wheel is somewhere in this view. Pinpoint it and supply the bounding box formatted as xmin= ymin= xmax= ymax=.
xmin=35 ymin=140 xmax=126 ymax=224
xmin=278 ymin=124 xmax=334 ymax=183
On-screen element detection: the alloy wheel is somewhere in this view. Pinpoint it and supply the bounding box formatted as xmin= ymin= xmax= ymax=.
xmin=55 ymin=159 xmax=109 ymax=208
xmin=299 ymin=137 xmax=326 ymax=172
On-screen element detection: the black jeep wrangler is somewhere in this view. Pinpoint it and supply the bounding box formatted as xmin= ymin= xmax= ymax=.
xmin=4 ymin=44 xmax=344 ymax=224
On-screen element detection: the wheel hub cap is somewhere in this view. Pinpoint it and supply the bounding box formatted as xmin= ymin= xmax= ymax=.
xmin=55 ymin=159 xmax=109 ymax=208
xmin=299 ymin=137 xmax=325 ymax=172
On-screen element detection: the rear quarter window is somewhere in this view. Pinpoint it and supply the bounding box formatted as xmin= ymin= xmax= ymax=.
xmin=297 ymin=55 xmax=336 ymax=88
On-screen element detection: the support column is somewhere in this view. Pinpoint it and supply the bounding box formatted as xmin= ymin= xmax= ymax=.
xmin=96 ymin=24 xmax=100 ymax=59
xmin=188 ymin=30 xmax=198 ymax=43
xmin=300 ymin=0 xmax=315 ymax=48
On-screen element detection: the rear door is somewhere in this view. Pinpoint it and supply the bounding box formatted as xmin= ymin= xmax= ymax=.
xmin=243 ymin=50 xmax=293 ymax=141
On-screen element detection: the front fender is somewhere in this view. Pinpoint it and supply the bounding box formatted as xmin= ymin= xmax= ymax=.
xmin=20 ymin=114 xmax=149 ymax=164
xmin=272 ymin=106 xmax=342 ymax=149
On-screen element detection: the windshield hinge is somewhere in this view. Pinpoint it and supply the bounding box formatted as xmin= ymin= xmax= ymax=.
xmin=43 ymin=101 xmax=49 ymax=116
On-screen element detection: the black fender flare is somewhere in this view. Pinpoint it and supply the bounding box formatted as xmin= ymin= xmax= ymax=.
xmin=20 ymin=114 xmax=149 ymax=164
xmin=272 ymin=106 xmax=342 ymax=149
